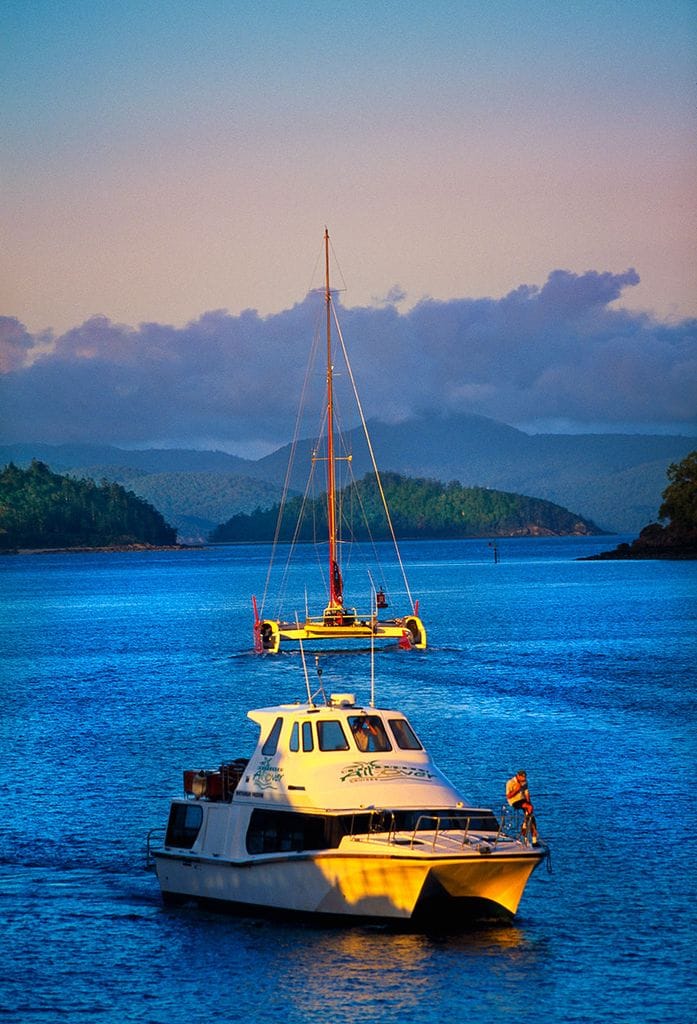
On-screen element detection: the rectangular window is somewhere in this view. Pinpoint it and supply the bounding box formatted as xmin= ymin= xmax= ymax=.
xmin=392 ymin=809 xmax=500 ymax=832
xmin=348 ymin=715 xmax=392 ymax=752
xmin=317 ymin=719 xmax=349 ymax=751
xmin=302 ymin=721 xmax=314 ymax=751
xmin=388 ymin=717 xmax=423 ymax=750
xmin=246 ymin=809 xmax=330 ymax=854
xmin=289 ymin=722 xmax=299 ymax=752
xmin=244 ymin=808 xmax=501 ymax=857
xmin=165 ymin=802 xmax=203 ymax=849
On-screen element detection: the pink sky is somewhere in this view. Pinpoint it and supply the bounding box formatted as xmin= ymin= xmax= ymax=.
xmin=2 ymin=1 xmax=696 ymax=335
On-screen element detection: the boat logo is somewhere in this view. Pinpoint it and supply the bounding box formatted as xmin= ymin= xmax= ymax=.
xmin=253 ymin=758 xmax=284 ymax=790
xmin=340 ymin=761 xmax=436 ymax=783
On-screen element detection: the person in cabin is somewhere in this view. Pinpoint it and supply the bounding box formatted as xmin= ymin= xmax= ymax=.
xmin=352 ymin=717 xmax=379 ymax=752
xmin=506 ymin=769 xmax=539 ymax=845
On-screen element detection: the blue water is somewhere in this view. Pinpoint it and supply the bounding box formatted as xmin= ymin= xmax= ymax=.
xmin=1 ymin=537 xmax=695 ymax=1024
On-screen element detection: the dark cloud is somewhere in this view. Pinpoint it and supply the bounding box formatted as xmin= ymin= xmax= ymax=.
xmin=1 ymin=269 xmax=695 ymax=451
xmin=0 ymin=317 xmax=40 ymax=372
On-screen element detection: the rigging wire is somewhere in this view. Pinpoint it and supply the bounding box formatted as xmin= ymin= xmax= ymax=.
xmin=332 ymin=304 xmax=416 ymax=613
xmin=260 ymin=302 xmax=324 ymax=617
xmin=259 ymin=233 xmax=417 ymax=624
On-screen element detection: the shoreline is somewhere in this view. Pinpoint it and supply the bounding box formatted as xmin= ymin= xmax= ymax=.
xmin=580 ymin=545 xmax=696 ymax=561
xmin=579 ymin=523 xmax=697 ymax=561
xmin=2 ymin=543 xmax=205 ymax=556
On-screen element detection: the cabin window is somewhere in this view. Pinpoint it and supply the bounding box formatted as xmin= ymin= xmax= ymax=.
xmin=316 ymin=720 xmax=349 ymax=751
xmin=302 ymin=721 xmax=314 ymax=752
xmin=392 ymin=809 xmax=500 ymax=832
xmin=348 ymin=715 xmax=392 ymax=752
xmin=165 ymin=802 xmax=203 ymax=850
xmin=388 ymin=717 xmax=423 ymax=751
xmin=289 ymin=723 xmax=299 ymax=752
xmin=246 ymin=809 xmax=332 ymax=854
xmin=243 ymin=807 xmax=500 ymax=856
xmin=261 ymin=716 xmax=283 ymax=756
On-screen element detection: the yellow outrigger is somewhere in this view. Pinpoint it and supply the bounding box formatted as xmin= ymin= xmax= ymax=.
xmin=253 ymin=229 xmax=426 ymax=654
xmin=254 ymin=598 xmax=427 ymax=655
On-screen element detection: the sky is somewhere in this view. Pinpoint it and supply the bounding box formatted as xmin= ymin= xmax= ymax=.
xmin=1 ymin=0 xmax=696 ymax=455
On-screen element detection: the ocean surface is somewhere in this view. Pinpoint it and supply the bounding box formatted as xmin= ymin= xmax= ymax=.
xmin=1 ymin=537 xmax=695 ymax=1024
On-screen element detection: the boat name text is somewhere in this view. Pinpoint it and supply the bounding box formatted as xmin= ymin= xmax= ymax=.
xmin=340 ymin=761 xmax=436 ymax=783
xmin=253 ymin=758 xmax=284 ymax=790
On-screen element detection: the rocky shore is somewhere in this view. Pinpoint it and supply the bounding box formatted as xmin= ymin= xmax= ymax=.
xmin=581 ymin=522 xmax=697 ymax=560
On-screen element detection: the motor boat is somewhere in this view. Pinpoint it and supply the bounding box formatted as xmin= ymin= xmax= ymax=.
xmin=149 ymin=671 xmax=546 ymax=924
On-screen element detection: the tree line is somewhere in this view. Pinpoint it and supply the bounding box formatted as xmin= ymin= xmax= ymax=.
xmin=209 ymin=471 xmax=599 ymax=543
xmin=0 ymin=460 xmax=177 ymax=550
xmin=586 ymin=450 xmax=697 ymax=559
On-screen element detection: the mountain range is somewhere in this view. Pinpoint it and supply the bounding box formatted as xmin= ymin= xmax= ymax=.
xmin=1 ymin=414 xmax=694 ymax=541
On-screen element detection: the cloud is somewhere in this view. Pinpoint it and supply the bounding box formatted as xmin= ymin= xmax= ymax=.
xmin=0 ymin=317 xmax=39 ymax=372
xmin=1 ymin=269 xmax=695 ymax=452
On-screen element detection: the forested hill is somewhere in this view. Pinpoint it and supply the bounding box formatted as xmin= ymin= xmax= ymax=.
xmin=583 ymin=450 xmax=697 ymax=560
xmin=2 ymin=420 xmax=695 ymax=534
xmin=0 ymin=461 xmax=177 ymax=550
xmin=210 ymin=472 xmax=601 ymax=543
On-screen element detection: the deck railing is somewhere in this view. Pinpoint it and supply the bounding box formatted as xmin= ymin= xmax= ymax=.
xmin=145 ymin=827 xmax=166 ymax=868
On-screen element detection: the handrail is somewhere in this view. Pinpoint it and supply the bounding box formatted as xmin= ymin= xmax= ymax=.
xmin=349 ymin=809 xmax=525 ymax=852
xmin=145 ymin=827 xmax=166 ymax=868
xmin=410 ymin=814 xmax=476 ymax=851
xmin=497 ymin=804 xmax=541 ymax=847
xmin=368 ymin=809 xmax=396 ymax=842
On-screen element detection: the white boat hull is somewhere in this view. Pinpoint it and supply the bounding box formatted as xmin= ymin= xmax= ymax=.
xmin=150 ymin=691 xmax=548 ymax=925
xmin=154 ymin=843 xmax=542 ymax=921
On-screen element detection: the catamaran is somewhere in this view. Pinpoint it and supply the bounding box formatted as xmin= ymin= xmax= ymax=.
xmin=253 ymin=229 xmax=427 ymax=654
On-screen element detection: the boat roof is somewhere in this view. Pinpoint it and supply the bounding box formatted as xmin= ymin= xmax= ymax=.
xmin=238 ymin=693 xmax=468 ymax=813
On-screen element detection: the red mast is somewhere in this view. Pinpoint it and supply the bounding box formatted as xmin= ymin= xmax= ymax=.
xmin=324 ymin=228 xmax=343 ymax=611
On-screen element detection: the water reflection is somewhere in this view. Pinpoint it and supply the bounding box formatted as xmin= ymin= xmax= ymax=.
xmin=282 ymin=921 xmax=543 ymax=1022
xmin=161 ymin=910 xmax=546 ymax=1024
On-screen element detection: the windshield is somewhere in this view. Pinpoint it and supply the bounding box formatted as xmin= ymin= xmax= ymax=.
xmin=348 ymin=715 xmax=392 ymax=752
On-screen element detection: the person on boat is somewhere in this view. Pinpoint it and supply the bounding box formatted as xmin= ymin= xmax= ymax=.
xmin=352 ymin=717 xmax=380 ymax=752
xmin=506 ymin=770 xmax=539 ymax=845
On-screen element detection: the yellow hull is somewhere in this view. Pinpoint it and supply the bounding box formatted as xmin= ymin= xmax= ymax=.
xmin=257 ymin=614 xmax=427 ymax=653
xmin=314 ymin=848 xmax=539 ymax=919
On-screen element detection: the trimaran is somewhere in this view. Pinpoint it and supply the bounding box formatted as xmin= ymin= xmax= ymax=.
xmin=253 ymin=229 xmax=427 ymax=654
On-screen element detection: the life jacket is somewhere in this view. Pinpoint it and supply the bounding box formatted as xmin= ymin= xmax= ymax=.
xmin=506 ymin=775 xmax=528 ymax=806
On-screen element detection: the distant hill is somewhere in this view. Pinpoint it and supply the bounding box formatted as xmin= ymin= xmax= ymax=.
xmin=52 ymin=466 xmax=284 ymax=542
xmin=211 ymin=472 xmax=601 ymax=543
xmin=1 ymin=415 xmax=694 ymax=538
xmin=583 ymin=449 xmax=697 ymax=560
xmin=0 ymin=460 xmax=177 ymax=550
xmin=246 ymin=414 xmax=696 ymax=533
xmin=0 ymin=442 xmax=251 ymax=475
xmin=0 ymin=444 xmax=257 ymax=542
